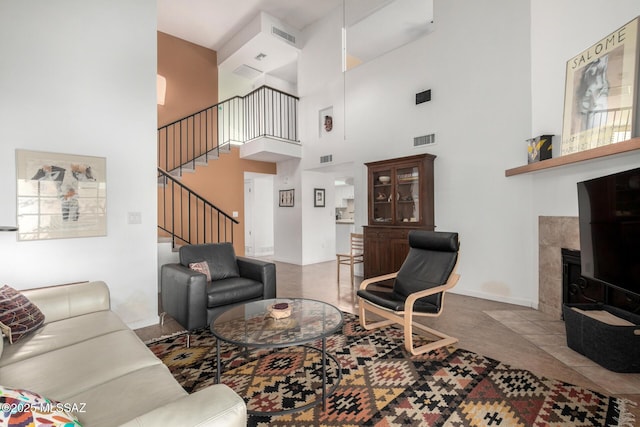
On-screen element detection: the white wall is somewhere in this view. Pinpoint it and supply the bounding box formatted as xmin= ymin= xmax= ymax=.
xmin=530 ymin=0 xmax=640 ymax=217
xmin=289 ymin=0 xmax=640 ymax=308
xmin=301 ymin=171 xmax=336 ymax=264
xmin=273 ymin=158 xmax=303 ymax=264
xmin=0 ymin=0 xmax=158 ymax=328
xmin=296 ymin=0 xmax=536 ymax=306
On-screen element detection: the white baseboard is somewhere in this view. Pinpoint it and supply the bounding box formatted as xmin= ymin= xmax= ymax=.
xmin=450 ymin=288 xmax=537 ymax=309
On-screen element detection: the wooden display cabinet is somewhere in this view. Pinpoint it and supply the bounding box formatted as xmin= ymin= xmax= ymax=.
xmin=363 ymin=153 xmax=435 ymax=278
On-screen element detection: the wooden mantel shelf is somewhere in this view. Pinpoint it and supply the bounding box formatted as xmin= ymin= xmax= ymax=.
xmin=505 ymin=137 xmax=640 ymax=177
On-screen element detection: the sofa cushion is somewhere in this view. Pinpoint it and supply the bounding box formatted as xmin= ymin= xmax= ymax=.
xmin=189 ymin=261 xmax=212 ymax=282
xmin=180 ymin=243 xmax=240 ymax=280
xmin=21 ymin=281 xmax=110 ymax=325
xmin=0 ymin=285 xmax=45 ymax=344
xmin=119 ymin=385 xmax=247 ymax=427
xmin=0 ymin=385 xmax=81 ymax=426
xmin=65 ymin=363 xmax=187 ymax=427
xmin=206 ymin=277 xmax=264 ymax=308
xmin=0 ymin=330 xmax=162 ymax=400
xmin=0 ymin=310 xmax=128 ymax=368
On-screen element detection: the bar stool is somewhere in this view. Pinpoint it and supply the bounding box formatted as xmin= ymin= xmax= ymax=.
xmin=337 ymin=233 xmax=364 ymax=285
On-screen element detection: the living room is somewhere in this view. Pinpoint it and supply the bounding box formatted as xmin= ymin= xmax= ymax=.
xmin=2 ymin=0 xmax=640 ymax=330
xmin=2 ymin=0 xmax=640 ymax=425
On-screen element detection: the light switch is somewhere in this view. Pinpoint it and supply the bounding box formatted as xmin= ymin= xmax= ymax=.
xmin=128 ymin=212 xmax=142 ymax=224
xmin=232 ymin=211 xmax=239 ymax=218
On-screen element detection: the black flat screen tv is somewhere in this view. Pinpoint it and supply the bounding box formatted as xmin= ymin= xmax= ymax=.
xmin=577 ymin=167 xmax=640 ymax=298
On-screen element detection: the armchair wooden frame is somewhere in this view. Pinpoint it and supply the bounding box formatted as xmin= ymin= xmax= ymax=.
xmin=358 ymin=259 xmax=460 ymax=356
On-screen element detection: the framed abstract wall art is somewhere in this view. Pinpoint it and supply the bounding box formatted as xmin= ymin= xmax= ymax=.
xmin=314 ymin=188 xmax=325 ymax=207
xmin=279 ymin=189 xmax=294 ymax=207
xmin=16 ymin=150 xmax=107 ymax=241
xmin=561 ymin=17 xmax=640 ymax=155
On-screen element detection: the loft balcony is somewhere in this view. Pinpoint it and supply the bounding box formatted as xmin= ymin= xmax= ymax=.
xmin=158 ymin=85 xmax=300 ymax=176
xmin=239 ymin=135 xmax=301 ymax=162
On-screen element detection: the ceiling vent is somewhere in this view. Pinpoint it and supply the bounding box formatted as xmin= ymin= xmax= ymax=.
xmin=233 ymin=64 xmax=263 ymax=80
xmin=414 ymin=133 xmax=435 ymax=147
xmin=320 ymin=154 xmax=333 ymax=164
xmin=272 ymin=26 xmax=296 ymax=46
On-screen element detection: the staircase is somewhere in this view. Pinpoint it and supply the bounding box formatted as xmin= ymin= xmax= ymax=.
xmin=157 ymin=85 xmax=299 ymax=248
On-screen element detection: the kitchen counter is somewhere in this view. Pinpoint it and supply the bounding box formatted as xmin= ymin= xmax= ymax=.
xmin=336 ymin=221 xmax=355 ymax=254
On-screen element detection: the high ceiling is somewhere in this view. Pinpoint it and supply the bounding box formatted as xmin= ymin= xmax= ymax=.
xmin=157 ymin=0 xmax=342 ymax=52
xmin=157 ymin=0 xmax=433 ymax=87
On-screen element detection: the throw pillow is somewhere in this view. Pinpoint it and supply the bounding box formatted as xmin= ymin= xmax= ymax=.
xmin=189 ymin=262 xmax=212 ymax=282
xmin=0 ymin=385 xmax=82 ymax=426
xmin=180 ymin=243 xmax=239 ymax=281
xmin=0 ymin=285 xmax=45 ymax=344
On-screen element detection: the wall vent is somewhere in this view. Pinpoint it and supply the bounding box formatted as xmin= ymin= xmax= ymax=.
xmin=272 ymin=26 xmax=296 ymax=45
xmin=414 ymin=133 xmax=435 ymax=147
xmin=320 ymin=154 xmax=333 ymax=164
xmin=233 ymin=64 xmax=263 ymax=80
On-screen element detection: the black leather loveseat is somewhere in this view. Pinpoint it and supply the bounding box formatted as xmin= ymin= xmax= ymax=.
xmin=161 ymin=242 xmax=276 ymax=331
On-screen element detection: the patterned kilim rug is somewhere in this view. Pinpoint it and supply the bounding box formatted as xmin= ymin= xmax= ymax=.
xmin=146 ymin=313 xmax=635 ymax=426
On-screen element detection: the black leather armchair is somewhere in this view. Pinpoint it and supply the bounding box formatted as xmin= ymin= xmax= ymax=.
xmin=357 ymin=230 xmax=460 ymax=355
xmin=161 ymin=243 xmax=276 ymax=332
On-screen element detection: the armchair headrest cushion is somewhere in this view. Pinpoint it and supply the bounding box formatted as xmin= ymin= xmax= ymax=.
xmin=393 ymin=231 xmax=460 ymax=307
xmin=408 ymin=230 xmax=459 ymax=252
xmin=180 ymin=243 xmax=239 ymax=281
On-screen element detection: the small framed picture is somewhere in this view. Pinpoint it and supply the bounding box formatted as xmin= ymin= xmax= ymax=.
xmin=314 ymin=188 xmax=325 ymax=207
xmin=279 ymin=189 xmax=294 ymax=207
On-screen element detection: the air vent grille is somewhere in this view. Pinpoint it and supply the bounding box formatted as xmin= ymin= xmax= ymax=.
xmin=233 ymin=64 xmax=263 ymax=80
xmin=272 ymin=26 xmax=296 ymax=45
xmin=414 ymin=133 xmax=435 ymax=147
xmin=320 ymin=154 xmax=333 ymax=164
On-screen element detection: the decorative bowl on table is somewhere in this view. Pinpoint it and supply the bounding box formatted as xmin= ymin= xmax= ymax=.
xmin=268 ymin=302 xmax=292 ymax=319
xmin=378 ymin=176 xmax=391 ymax=184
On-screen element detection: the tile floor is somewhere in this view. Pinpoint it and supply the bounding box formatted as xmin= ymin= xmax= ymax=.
xmin=136 ymin=259 xmax=639 ymax=417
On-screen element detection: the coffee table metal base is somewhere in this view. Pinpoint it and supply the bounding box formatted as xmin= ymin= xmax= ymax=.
xmin=216 ymin=337 xmax=342 ymax=416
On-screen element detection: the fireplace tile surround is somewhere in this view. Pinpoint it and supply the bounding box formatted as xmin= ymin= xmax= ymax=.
xmin=538 ymin=216 xmax=580 ymax=318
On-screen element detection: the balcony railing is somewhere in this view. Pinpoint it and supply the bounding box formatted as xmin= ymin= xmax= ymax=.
xmin=158 ymin=85 xmax=299 ymax=176
xmin=156 ymin=86 xmax=298 ymax=248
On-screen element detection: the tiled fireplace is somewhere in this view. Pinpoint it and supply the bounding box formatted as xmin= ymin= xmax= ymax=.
xmin=538 ymin=216 xmax=580 ymax=318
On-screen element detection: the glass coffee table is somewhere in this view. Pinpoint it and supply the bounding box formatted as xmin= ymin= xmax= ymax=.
xmin=210 ymin=298 xmax=344 ymax=415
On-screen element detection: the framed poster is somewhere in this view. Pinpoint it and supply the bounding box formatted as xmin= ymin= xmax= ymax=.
xmin=561 ymin=17 xmax=640 ymax=155
xmin=16 ymin=150 xmax=107 ymax=241
xmin=279 ymin=189 xmax=294 ymax=207
xmin=314 ymin=188 xmax=325 ymax=207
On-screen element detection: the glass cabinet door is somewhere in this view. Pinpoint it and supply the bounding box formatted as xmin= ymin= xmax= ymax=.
xmin=395 ymin=166 xmax=420 ymax=224
xmin=372 ymin=169 xmax=392 ymax=223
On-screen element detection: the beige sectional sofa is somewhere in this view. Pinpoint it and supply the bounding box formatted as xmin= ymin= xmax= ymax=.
xmin=0 ymin=281 xmax=246 ymax=426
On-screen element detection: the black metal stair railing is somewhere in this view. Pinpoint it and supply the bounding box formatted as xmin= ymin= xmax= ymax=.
xmin=156 ymin=85 xmax=298 ymax=248
xmin=157 ymin=85 xmax=299 ymax=177
xmin=157 ymin=167 xmax=238 ymax=248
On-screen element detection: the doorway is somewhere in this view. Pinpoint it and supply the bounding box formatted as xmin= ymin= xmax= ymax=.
xmin=244 ymin=172 xmax=275 ymax=257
